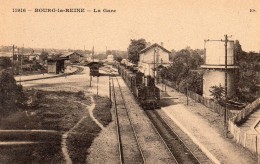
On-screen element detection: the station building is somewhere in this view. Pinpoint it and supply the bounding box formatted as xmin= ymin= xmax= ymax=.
xmin=138 ymin=43 xmax=171 ymax=78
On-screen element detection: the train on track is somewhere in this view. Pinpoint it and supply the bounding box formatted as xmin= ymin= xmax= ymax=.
xmin=118 ymin=62 xmax=160 ymax=109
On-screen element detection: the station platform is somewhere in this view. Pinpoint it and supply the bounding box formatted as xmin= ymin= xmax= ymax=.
xmin=156 ymin=83 xmax=257 ymax=164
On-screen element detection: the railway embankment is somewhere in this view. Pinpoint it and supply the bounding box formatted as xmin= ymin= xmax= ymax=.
xmin=156 ymin=84 xmax=257 ymax=164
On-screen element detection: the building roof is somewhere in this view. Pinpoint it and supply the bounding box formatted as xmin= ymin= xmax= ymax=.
xmin=85 ymin=62 xmax=104 ymax=68
xmin=47 ymin=58 xmax=66 ymax=62
xmin=138 ymin=43 xmax=171 ymax=54
xmin=60 ymin=52 xmax=83 ymax=58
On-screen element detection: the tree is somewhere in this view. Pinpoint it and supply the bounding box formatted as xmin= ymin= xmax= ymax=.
xmin=106 ymin=50 xmax=112 ymax=55
xmin=0 ymin=57 xmax=12 ymax=69
xmin=40 ymin=51 xmax=48 ymax=62
xmin=0 ymin=70 xmax=25 ymax=116
xmin=127 ymin=39 xmax=147 ymax=64
xmin=160 ymin=47 xmax=204 ymax=94
xmin=209 ymin=84 xmax=225 ymax=102
xmin=169 ymin=49 xmax=176 ymax=61
xmin=114 ymin=56 xmax=123 ymax=62
xmin=234 ymin=40 xmax=242 ymax=63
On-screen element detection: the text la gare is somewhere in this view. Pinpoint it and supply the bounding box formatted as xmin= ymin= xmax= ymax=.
xmin=94 ymin=9 xmax=116 ymax=13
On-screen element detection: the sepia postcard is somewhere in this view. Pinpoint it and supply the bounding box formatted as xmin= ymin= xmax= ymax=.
xmin=0 ymin=0 xmax=259 ymax=163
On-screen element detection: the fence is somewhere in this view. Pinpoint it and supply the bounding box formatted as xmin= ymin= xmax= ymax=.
xmin=228 ymin=120 xmax=260 ymax=154
xmin=228 ymin=98 xmax=260 ymax=155
xmin=162 ymin=79 xmax=226 ymax=116
xmin=231 ymin=98 xmax=260 ymax=124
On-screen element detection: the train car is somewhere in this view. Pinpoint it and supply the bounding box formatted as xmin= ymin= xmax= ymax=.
xmin=118 ymin=63 xmax=160 ymax=109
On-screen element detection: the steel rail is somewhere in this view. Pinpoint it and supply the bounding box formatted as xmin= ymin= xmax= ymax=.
xmin=146 ymin=110 xmax=202 ymax=164
xmin=144 ymin=110 xmax=179 ymax=164
xmin=114 ymin=76 xmax=146 ymax=164
xmin=111 ymin=77 xmax=124 ymax=164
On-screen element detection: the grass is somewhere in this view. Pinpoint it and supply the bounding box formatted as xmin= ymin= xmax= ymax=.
xmin=93 ymin=95 xmax=112 ymax=127
xmin=0 ymin=89 xmax=112 ymax=163
xmin=0 ymin=89 xmax=90 ymax=131
xmin=66 ymin=95 xmax=112 ymax=163
xmin=66 ymin=112 xmax=101 ymax=164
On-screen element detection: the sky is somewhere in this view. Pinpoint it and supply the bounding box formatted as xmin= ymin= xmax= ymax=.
xmin=0 ymin=0 xmax=259 ymax=52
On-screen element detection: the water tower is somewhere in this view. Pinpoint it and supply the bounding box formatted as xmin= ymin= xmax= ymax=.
xmin=201 ymin=40 xmax=239 ymax=99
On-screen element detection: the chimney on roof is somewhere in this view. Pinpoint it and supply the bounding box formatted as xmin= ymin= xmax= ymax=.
xmin=161 ymin=42 xmax=164 ymax=47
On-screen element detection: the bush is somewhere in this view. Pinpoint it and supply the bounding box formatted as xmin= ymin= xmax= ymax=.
xmin=0 ymin=70 xmax=26 ymax=117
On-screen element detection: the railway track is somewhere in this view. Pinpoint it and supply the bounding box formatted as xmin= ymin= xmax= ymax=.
xmin=111 ymin=76 xmax=145 ymax=164
xmin=145 ymin=109 xmax=202 ymax=164
xmin=111 ymin=66 xmax=206 ymax=163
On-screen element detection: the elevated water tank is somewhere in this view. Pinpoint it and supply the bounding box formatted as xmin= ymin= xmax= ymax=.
xmin=205 ymin=41 xmax=234 ymax=65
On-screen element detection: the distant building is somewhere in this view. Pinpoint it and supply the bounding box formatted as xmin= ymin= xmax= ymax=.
xmin=60 ymin=52 xmax=83 ymax=63
xmin=138 ymin=43 xmax=171 ymax=77
xmin=201 ymin=40 xmax=239 ymax=99
xmin=23 ymin=54 xmax=40 ymax=61
xmin=105 ymin=54 xmax=114 ymax=64
xmin=47 ymin=59 xmax=66 ymax=74
xmin=107 ymin=54 xmax=114 ymax=61
xmin=81 ymin=52 xmax=92 ymax=62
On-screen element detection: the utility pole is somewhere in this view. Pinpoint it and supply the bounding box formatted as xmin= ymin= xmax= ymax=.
xmin=205 ymin=36 xmax=232 ymax=137
xmin=186 ymin=83 xmax=189 ymax=105
xmin=109 ymin=67 xmax=111 ymax=101
xmin=92 ymin=46 xmax=94 ymax=62
xmin=12 ymin=45 xmax=15 ymax=74
xmin=90 ymin=46 xmax=94 ymax=87
xmin=90 ymin=75 xmax=92 ymax=87
xmin=97 ymin=76 xmax=99 ymax=96
xmin=153 ymin=48 xmax=156 ymax=79
xmin=18 ymin=48 xmax=22 ymax=85
xmin=224 ymin=34 xmax=233 ymax=137
xmin=224 ymin=34 xmax=229 ymax=138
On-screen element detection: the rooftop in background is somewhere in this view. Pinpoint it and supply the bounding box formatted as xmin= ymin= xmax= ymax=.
xmin=59 ymin=52 xmax=84 ymax=58
xmin=139 ymin=43 xmax=171 ymax=54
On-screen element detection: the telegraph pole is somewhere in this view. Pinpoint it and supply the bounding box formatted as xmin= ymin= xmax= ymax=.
xmin=186 ymin=83 xmax=189 ymax=105
xmin=153 ymin=48 xmax=156 ymax=79
xmin=224 ymin=34 xmax=232 ymax=137
xmin=109 ymin=67 xmax=111 ymax=101
xmin=205 ymin=36 xmax=232 ymax=137
xmin=18 ymin=48 xmax=22 ymax=85
xmin=224 ymin=34 xmax=228 ymax=137
xmin=90 ymin=46 xmax=94 ymax=87
xmin=92 ymin=46 xmax=94 ymax=62
xmin=97 ymin=75 xmax=99 ymax=96
xmin=12 ymin=45 xmax=15 ymax=74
